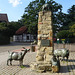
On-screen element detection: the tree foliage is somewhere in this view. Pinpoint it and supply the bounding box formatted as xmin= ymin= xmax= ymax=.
xmin=0 ymin=23 xmax=8 ymax=36
xmin=60 ymin=5 xmax=75 ymax=30
xmin=68 ymin=5 xmax=75 ymax=22
xmin=0 ymin=22 xmax=22 ymax=37
xmin=21 ymin=0 xmax=63 ymax=34
xmin=57 ymin=30 xmax=73 ymax=38
xmin=69 ymin=24 xmax=75 ymax=36
xmin=57 ymin=5 xmax=75 ymax=39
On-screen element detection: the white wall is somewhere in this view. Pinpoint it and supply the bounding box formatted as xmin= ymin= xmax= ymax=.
xmin=13 ymin=34 xmax=35 ymax=42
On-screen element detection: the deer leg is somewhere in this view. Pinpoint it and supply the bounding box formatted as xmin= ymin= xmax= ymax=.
xmin=57 ymin=56 xmax=59 ymax=60
xmin=21 ymin=60 xmax=23 ymax=66
xmin=10 ymin=60 xmax=12 ymax=65
xmin=19 ymin=60 xmax=23 ymax=66
xmin=66 ymin=56 xmax=68 ymax=61
xmin=7 ymin=59 xmax=9 ymax=66
xmin=19 ymin=60 xmax=21 ymax=66
xmin=62 ymin=56 xmax=65 ymax=61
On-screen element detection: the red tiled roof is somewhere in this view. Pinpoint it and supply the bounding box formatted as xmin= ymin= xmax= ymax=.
xmin=15 ymin=26 xmax=27 ymax=35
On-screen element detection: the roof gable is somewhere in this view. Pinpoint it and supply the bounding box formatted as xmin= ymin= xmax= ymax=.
xmin=15 ymin=26 xmax=27 ymax=35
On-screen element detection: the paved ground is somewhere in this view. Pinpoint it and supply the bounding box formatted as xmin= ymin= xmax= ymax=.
xmin=0 ymin=42 xmax=75 ymax=75
xmin=0 ymin=42 xmax=31 ymax=53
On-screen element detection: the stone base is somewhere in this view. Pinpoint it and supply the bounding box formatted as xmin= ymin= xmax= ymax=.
xmin=30 ymin=61 xmax=58 ymax=73
xmin=30 ymin=61 xmax=51 ymax=72
xmin=30 ymin=61 xmax=60 ymax=73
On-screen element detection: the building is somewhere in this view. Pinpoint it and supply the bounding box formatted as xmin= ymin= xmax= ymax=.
xmin=13 ymin=26 xmax=36 ymax=42
xmin=0 ymin=13 xmax=9 ymax=23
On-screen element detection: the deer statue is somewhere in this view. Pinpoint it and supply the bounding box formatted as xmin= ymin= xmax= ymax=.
xmin=7 ymin=47 xmax=30 ymax=66
xmin=41 ymin=3 xmax=52 ymax=11
xmin=53 ymin=48 xmax=69 ymax=60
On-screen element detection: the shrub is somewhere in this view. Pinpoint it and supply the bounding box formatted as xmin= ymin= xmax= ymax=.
xmin=0 ymin=34 xmax=10 ymax=45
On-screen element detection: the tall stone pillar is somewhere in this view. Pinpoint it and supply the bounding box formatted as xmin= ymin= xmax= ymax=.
xmin=31 ymin=5 xmax=59 ymax=73
xmin=36 ymin=11 xmax=53 ymax=63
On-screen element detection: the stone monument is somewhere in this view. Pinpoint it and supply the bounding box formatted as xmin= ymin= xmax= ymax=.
xmin=31 ymin=4 xmax=60 ymax=73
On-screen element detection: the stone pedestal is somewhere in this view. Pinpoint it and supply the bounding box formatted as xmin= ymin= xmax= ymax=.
xmin=31 ymin=11 xmax=59 ymax=73
xmin=37 ymin=11 xmax=53 ymax=63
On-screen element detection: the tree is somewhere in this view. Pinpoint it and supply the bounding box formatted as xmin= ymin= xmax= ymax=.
xmin=0 ymin=22 xmax=22 ymax=37
xmin=0 ymin=22 xmax=7 ymax=30
xmin=56 ymin=5 xmax=75 ymax=39
xmin=7 ymin=22 xmax=22 ymax=37
xmin=0 ymin=21 xmax=22 ymax=44
xmin=0 ymin=23 xmax=8 ymax=35
xmin=57 ymin=30 xmax=73 ymax=39
xmin=21 ymin=0 xmax=63 ymax=34
xmin=60 ymin=5 xmax=75 ymax=30
xmin=0 ymin=23 xmax=10 ymax=44
xmin=67 ymin=5 xmax=75 ymax=23
xmin=69 ymin=24 xmax=75 ymax=36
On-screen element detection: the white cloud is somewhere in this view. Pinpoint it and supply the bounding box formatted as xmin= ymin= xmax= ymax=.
xmin=8 ymin=0 xmax=22 ymax=7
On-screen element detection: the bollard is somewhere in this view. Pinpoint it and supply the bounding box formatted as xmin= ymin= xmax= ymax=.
xmin=61 ymin=39 xmax=65 ymax=48
xmin=62 ymin=41 xmax=65 ymax=48
xmin=63 ymin=43 xmax=65 ymax=48
xmin=30 ymin=45 xmax=35 ymax=52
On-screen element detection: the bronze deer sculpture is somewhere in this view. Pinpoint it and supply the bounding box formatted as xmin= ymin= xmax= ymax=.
xmin=7 ymin=47 xmax=30 ymax=66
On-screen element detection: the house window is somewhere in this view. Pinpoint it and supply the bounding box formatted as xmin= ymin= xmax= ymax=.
xmin=27 ymin=36 xmax=29 ymax=40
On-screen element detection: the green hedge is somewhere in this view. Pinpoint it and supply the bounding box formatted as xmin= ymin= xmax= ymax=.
xmin=0 ymin=34 xmax=10 ymax=45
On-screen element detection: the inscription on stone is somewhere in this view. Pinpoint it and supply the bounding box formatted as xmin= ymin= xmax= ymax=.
xmin=41 ymin=40 xmax=50 ymax=46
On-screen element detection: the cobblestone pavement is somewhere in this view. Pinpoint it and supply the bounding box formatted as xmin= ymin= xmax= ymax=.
xmin=0 ymin=52 xmax=75 ymax=75
xmin=0 ymin=42 xmax=31 ymax=53
xmin=0 ymin=43 xmax=75 ymax=75
xmin=15 ymin=52 xmax=75 ymax=75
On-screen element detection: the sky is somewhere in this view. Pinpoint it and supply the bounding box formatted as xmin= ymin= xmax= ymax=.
xmin=0 ymin=0 xmax=75 ymax=22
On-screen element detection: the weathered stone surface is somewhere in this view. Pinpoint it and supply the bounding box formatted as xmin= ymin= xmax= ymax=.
xmin=30 ymin=62 xmax=52 ymax=72
xmin=44 ymin=11 xmax=51 ymax=16
xmin=40 ymin=47 xmax=46 ymax=52
xmin=41 ymin=34 xmax=49 ymax=38
xmin=37 ymin=40 xmax=41 ymax=48
xmin=48 ymin=25 xmax=52 ymax=30
xmin=45 ymin=50 xmax=53 ymax=55
xmin=37 ymin=65 xmax=45 ymax=70
xmin=42 ymin=16 xmax=46 ymax=21
xmin=52 ymin=66 xmax=59 ymax=73
xmin=36 ymin=70 xmax=45 ymax=73
xmin=37 ymin=51 xmax=45 ymax=56
xmin=38 ymin=23 xmax=43 ymax=25
xmin=31 ymin=10 xmax=55 ymax=72
xmin=38 ymin=17 xmax=42 ymax=22
xmin=45 ymin=47 xmax=53 ymax=51
xmin=30 ymin=62 xmax=37 ymax=71
xmin=36 ymin=55 xmax=44 ymax=61
xmin=46 ymin=17 xmax=51 ymax=21
xmin=45 ymin=55 xmax=53 ymax=63
xmin=38 ymin=30 xmax=41 ymax=34
xmin=38 ymin=11 xmax=44 ymax=22
xmin=43 ymin=20 xmax=51 ymax=24
xmin=39 ymin=11 xmax=44 ymax=16
xmin=37 ymin=11 xmax=53 ymax=66
xmin=50 ymin=40 xmax=53 ymax=47
xmin=41 ymin=31 xmax=49 ymax=34
xmin=45 ymin=64 xmax=52 ymax=71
